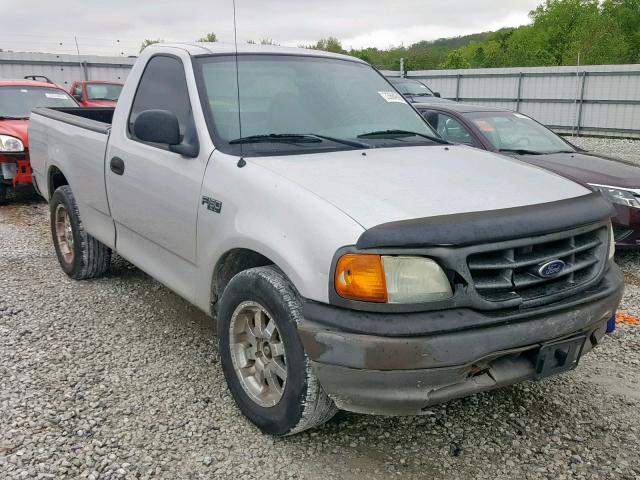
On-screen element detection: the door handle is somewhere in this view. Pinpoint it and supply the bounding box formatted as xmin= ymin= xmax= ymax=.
xmin=110 ymin=157 xmax=125 ymax=175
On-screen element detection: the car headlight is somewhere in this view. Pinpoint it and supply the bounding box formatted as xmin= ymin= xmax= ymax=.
xmin=589 ymin=184 xmax=640 ymax=209
xmin=0 ymin=135 xmax=25 ymax=153
xmin=334 ymin=254 xmax=453 ymax=303
xmin=608 ymin=223 xmax=615 ymax=260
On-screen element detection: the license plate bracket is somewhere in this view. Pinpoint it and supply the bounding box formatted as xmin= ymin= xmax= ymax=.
xmin=534 ymin=336 xmax=586 ymax=380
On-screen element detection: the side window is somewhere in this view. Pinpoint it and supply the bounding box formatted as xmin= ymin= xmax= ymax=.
xmin=423 ymin=111 xmax=475 ymax=146
xmin=73 ymin=85 xmax=82 ymax=97
xmin=128 ymin=55 xmax=193 ymax=142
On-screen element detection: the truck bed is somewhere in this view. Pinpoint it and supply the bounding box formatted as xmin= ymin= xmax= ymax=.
xmin=29 ymin=106 xmax=115 ymax=247
xmin=31 ymin=107 xmax=114 ymax=134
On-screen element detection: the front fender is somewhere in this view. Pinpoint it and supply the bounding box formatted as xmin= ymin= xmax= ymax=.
xmin=193 ymin=152 xmax=365 ymax=312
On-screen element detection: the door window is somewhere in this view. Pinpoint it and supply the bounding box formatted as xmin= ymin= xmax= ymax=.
xmin=128 ymin=55 xmax=194 ymax=144
xmin=423 ymin=111 xmax=475 ymax=146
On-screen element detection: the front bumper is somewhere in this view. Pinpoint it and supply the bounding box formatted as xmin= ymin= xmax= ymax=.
xmin=612 ymin=204 xmax=640 ymax=248
xmin=298 ymin=265 xmax=623 ymax=415
xmin=0 ymin=153 xmax=33 ymax=188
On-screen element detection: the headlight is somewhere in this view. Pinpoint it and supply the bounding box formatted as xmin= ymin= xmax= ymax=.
xmin=0 ymin=135 xmax=25 ymax=152
xmin=334 ymin=254 xmax=453 ymax=304
xmin=589 ymin=184 xmax=640 ymax=209
xmin=608 ymin=223 xmax=615 ymax=260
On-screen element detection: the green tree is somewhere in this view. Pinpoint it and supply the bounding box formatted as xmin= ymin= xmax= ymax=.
xmin=197 ymin=32 xmax=218 ymax=42
xmin=439 ymin=50 xmax=470 ymax=69
xmin=139 ymin=39 xmax=162 ymax=53
xmin=311 ymin=37 xmax=345 ymax=54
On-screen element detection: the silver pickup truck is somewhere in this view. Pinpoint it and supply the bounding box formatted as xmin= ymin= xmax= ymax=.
xmin=29 ymin=42 xmax=623 ymax=436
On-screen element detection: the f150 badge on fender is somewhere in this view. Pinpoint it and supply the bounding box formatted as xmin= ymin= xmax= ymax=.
xmin=202 ymin=196 xmax=222 ymax=213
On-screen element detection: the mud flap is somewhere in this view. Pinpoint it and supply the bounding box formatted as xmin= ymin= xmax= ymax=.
xmin=534 ymin=336 xmax=585 ymax=379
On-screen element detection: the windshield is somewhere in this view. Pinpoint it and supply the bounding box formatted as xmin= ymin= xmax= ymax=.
xmin=86 ymin=83 xmax=123 ymax=101
xmin=466 ymin=111 xmax=574 ymax=154
xmin=194 ymin=54 xmax=439 ymax=155
xmin=0 ymin=86 xmax=77 ymax=119
xmin=389 ymin=78 xmax=434 ymax=96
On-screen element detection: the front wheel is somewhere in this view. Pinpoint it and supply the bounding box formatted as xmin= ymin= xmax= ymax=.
xmin=218 ymin=266 xmax=337 ymax=436
xmin=50 ymin=185 xmax=111 ymax=279
xmin=0 ymin=184 xmax=8 ymax=205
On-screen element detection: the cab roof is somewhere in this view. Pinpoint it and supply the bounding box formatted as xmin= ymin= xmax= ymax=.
xmin=148 ymin=42 xmax=367 ymax=64
xmin=413 ymin=101 xmax=511 ymax=114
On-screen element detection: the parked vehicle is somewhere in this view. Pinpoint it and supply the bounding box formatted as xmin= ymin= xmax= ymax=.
xmin=387 ymin=76 xmax=451 ymax=103
xmin=70 ymin=80 xmax=123 ymax=107
xmin=29 ymin=43 xmax=623 ymax=436
xmin=0 ymin=79 xmax=78 ymax=203
xmin=416 ymin=102 xmax=640 ymax=248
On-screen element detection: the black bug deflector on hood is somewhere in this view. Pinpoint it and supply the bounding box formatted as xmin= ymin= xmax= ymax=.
xmin=356 ymin=192 xmax=614 ymax=249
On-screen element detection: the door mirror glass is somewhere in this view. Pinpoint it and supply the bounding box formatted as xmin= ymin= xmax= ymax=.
xmin=433 ymin=92 xmax=441 ymax=98
xmin=133 ymin=109 xmax=181 ymax=145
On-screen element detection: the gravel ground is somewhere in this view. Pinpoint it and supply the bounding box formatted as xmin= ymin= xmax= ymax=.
xmin=569 ymin=136 xmax=640 ymax=165
xmin=2 ymin=160 xmax=640 ymax=479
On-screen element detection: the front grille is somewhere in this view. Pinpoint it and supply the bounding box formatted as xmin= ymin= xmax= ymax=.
xmin=467 ymin=225 xmax=607 ymax=305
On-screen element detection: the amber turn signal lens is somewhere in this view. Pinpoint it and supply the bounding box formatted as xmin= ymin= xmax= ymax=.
xmin=334 ymin=254 xmax=388 ymax=302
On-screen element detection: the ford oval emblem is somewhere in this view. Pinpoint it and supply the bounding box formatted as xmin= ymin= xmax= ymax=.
xmin=537 ymin=259 xmax=566 ymax=278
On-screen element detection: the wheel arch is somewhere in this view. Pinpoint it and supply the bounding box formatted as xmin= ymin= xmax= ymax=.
xmin=47 ymin=164 xmax=69 ymax=199
xmin=211 ymin=248 xmax=274 ymax=311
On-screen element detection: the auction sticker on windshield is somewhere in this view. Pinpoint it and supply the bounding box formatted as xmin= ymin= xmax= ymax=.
xmin=378 ymin=91 xmax=406 ymax=103
xmin=45 ymin=93 xmax=68 ymax=99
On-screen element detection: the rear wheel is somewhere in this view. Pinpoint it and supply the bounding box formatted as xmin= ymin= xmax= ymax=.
xmin=50 ymin=185 xmax=111 ymax=279
xmin=218 ymin=266 xmax=337 ymax=436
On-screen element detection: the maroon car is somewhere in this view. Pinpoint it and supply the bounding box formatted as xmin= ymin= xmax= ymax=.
xmin=416 ymin=102 xmax=640 ymax=248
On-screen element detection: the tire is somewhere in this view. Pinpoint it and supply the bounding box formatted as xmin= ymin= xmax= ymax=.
xmin=50 ymin=185 xmax=111 ymax=279
xmin=0 ymin=184 xmax=8 ymax=205
xmin=218 ymin=266 xmax=337 ymax=436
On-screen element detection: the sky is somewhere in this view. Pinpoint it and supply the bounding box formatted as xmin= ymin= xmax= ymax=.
xmin=1 ymin=0 xmax=541 ymax=57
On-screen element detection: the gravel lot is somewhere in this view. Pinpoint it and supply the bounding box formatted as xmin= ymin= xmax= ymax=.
xmin=1 ymin=138 xmax=640 ymax=479
xmin=569 ymin=136 xmax=640 ymax=165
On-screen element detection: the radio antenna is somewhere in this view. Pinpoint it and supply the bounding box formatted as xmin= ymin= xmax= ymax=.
xmin=232 ymin=0 xmax=245 ymax=165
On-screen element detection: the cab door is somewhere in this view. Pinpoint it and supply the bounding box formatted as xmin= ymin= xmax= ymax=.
xmin=105 ymin=53 xmax=211 ymax=300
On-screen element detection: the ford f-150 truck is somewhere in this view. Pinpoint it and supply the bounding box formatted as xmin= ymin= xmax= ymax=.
xmin=29 ymin=42 xmax=623 ymax=436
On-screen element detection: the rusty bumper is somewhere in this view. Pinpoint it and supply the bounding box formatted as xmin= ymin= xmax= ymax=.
xmin=298 ymin=265 xmax=623 ymax=415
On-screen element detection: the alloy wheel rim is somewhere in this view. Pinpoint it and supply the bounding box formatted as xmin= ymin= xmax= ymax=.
xmin=54 ymin=204 xmax=74 ymax=265
xmin=229 ymin=301 xmax=288 ymax=407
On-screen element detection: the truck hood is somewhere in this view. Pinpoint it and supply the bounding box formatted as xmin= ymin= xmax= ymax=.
xmin=0 ymin=119 xmax=29 ymax=147
xmin=513 ymin=151 xmax=640 ymax=190
xmin=252 ymin=145 xmax=590 ymax=229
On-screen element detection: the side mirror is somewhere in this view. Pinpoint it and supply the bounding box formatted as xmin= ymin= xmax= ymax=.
xmin=133 ymin=109 xmax=199 ymax=157
xmin=434 ymin=92 xmax=441 ymax=98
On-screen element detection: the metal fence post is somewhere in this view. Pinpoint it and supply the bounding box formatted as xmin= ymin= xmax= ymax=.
xmin=516 ymin=72 xmax=523 ymax=112
xmin=82 ymin=61 xmax=89 ymax=81
xmin=576 ymin=71 xmax=587 ymax=136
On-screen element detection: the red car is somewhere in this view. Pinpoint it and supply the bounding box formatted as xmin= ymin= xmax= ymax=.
xmin=70 ymin=80 xmax=123 ymax=108
xmin=0 ymin=79 xmax=78 ymax=203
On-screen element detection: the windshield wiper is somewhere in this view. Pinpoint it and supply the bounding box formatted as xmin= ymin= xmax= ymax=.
xmin=358 ymin=129 xmax=447 ymax=144
xmin=498 ymin=148 xmax=544 ymax=155
xmin=229 ymin=133 xmax=369 ymax=148
xmin=90 ymin=98 xmax=116 ymax=101
xmin=0 ymin=115 xmax=28 ymax=120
